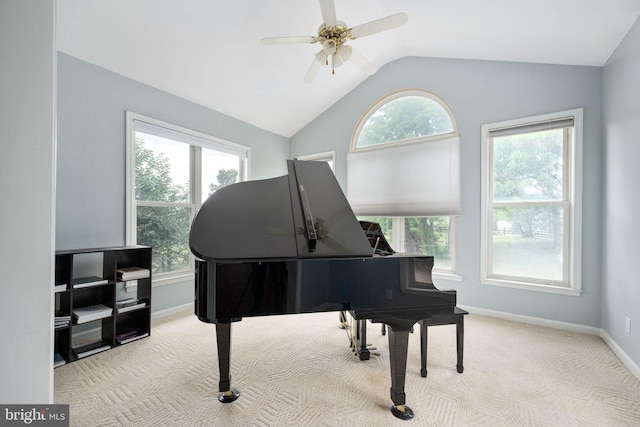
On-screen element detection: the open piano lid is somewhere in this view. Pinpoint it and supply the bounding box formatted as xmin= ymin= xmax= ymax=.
xmin=190 ymin=160 xmax=374 ymax=261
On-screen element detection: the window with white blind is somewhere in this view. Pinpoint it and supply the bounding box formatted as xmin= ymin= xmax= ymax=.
xmin=126 ymin=112 xmax=249 ymax=283
xmin=295 ymin=150 xmax=336 ymax=171
xmin=348 ymin=89 xmax=460 ymax=276
xmin=480 ymin=108 xmax=583 ymax=295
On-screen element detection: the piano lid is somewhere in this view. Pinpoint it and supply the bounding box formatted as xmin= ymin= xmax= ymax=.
xmin=190 ymin=160 xmax=374 ymax=261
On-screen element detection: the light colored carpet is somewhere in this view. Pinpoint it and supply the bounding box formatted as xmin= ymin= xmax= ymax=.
xmin=55 ymin=309 xmax=640 ymax=426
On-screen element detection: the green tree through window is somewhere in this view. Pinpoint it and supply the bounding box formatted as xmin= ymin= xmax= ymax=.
xmin=135 ymin=138 xmax=239 ymax=274
xmin=209 ymin=169 xmax=238 ymax=195
xmin=356 ymin=96 xmax=454 ymax=148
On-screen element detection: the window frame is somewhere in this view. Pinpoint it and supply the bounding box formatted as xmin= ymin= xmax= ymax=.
xmin=126 ymin=112 xmax=250 ymax=286
xmin=350 ymin=89 xmax=460 ymax=278
xmin=480 ymin=108 xmax=583 ymax=296
xmin=351 ymin=88 xmax=458 ymax=152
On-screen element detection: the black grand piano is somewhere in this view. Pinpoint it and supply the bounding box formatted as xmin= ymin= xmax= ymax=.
xmin=190 ymin=160 xmax=457 ymax=420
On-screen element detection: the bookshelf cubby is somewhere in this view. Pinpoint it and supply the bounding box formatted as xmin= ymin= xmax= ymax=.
xmin=54 ymin=245 xmax=152 ymax=367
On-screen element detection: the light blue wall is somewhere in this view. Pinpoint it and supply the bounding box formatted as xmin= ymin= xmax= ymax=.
xmin=0 ymin=0 xmax=56 ymax=404
xmin=56 ymin=52 xmax=289 ymax=312
xmin=291 ymin=56 xmax=604 ymax=328
xmin=603 ymin=18 xmax=640 ymax=364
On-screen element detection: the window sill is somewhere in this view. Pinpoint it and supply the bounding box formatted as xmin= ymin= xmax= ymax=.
xmin=433 ymin=272 xmax=463 ymax=282
xmin=152 ymin=271 xmax=195 ymax=288
xmin=481 ymin=277 xmax=582 ymax=296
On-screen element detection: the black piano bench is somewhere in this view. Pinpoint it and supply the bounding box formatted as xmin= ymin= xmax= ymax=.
xmin=382 ymin=307 xmax=468 ymax=377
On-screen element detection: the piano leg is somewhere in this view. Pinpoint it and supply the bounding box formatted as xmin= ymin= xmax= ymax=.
xmin=420 ymin=320 xmax=428 ymax=377
xmin=385 ymin=322 xmax=415 ymax=420
xmin=456 ymin=314 xmax=464 ymax=374
xmin=356 ymin=319 xmax=370 ymax=360
xmin=216 ymin=321 xmax=240 ymax=403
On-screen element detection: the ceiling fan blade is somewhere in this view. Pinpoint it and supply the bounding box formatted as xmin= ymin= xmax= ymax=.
xmin=304 ymin=51 xmax=327 ymax=83
xmin=350 ymin=12 xmax=408 ymax=39
xmin=260 ymin=36 xmax=315 ymax=45
xmin=348 ymin=47 xmax=377 ymax=75
xmin=319 ymin=0 xmax=337 ymax=27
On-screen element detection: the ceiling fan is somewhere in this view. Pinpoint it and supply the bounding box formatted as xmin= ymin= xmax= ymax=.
xmin=260 ymin=0 xmax=408 ymax=82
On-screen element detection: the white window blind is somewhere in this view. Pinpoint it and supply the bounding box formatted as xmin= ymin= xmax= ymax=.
xmin=133 ymin=119 xmax=249 ymax=158
xmin=488 ymin=116 xmax=575 ymax=139
xmin=347 ymin=135 xmax=460 ymax=216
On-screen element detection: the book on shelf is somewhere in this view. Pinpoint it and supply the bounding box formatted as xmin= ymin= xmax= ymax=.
xmin=54 ymin=310 xmax=71 ymax=328
xmin=54 ymin=283 xmax=68 ymax=292
xmin=73 ymin=340 xmax=111 ymax=359
xmin=115 ymin=297 xmax=137 ymax=305
xmin=73 ymin=275 xmax=109 ymax=289
xmin=115 ymin=298 xmax=146 ymax=313
xmin=55 ymin=315 xmax=71 ymax=329
xmin=73 ymin=303 xmax=113 ymax=324
xmin=54 ymin=351 xmax=66 ymax=368
xmin=116 ymin=266 xmax=150 ymax=281
xmin=116 ymin=328 xmax=149 ymax=344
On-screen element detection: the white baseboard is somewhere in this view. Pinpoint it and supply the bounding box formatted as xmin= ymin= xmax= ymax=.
xmin=600 ymin=329 xmax=640 ymax=381
xmin=459 ymin=305 xmax=601 ymax=335
xmin=151 ymin=302 xmax=193 ymax=322
xmin=460 ymin=304 xmax=640 ymax=382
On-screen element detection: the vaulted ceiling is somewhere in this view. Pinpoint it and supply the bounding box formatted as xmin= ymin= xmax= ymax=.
xmin=57 ymin=0 xmax=640 ymax=137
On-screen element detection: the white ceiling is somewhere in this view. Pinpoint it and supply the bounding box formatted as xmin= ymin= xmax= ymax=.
xmin=57 ymin=0 xmax=640 ymax=138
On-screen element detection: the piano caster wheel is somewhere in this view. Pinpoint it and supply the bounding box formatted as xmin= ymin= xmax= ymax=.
xmin=391 ymin=404 xmax=414 ymax=420
xmin=218 ymin=390 xmax=240 ymax=403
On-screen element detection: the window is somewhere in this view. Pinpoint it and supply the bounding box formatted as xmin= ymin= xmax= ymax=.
xmin=353 ymin=92 xmax=454 ymax=149
xmin=358 ymin=216 xmax=455 ymax=271
xmin=126 ymin=112 xmax=249 ymax=282
xmin=480 ymin=109 xmax=583 ymax=295
xmin=348 ymin=89 xmax=460 ymax=276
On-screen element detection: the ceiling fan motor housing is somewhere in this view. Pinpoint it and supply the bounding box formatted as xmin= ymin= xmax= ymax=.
xmin=318 ymin=21 xmax=350 ymax=52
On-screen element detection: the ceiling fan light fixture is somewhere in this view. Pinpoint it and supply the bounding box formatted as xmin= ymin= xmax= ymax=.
xmin=336 ymin=44 xmax=352 ymax=62
xmin=322 ymin=39 xmax=337 ymax=55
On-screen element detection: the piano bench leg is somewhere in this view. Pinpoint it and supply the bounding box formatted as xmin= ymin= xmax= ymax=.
xmin=419 ymin=308 xmax=468 ymax=377
xmin=420 ymin=320 xmax=427 ymax=378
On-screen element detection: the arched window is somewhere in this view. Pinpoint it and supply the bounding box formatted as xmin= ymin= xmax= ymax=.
xmin=352 ymin=89 xmax=456 ymax=150
xmin=347 ymin=90 xmax=460 ymax=277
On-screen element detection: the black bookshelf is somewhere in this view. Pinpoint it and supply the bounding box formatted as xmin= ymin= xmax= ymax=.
xmin=54 ymin=245 xmax=152 ymax=367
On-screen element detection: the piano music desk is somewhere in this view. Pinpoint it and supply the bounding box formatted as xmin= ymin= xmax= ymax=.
xmin=382 ymin=307 xmax=468 ymax=377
